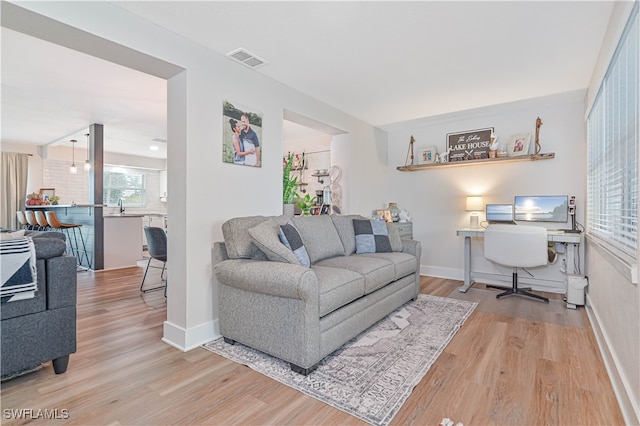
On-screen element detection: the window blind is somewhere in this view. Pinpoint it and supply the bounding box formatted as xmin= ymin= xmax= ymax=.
xmin=587 ymin=4 xmax=639 ymax=258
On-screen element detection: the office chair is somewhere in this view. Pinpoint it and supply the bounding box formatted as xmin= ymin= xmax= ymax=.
xmin=483 ymin=224 xmax=549 ymax=303
xmin=141 ymin=226 xmax=167 ymax=295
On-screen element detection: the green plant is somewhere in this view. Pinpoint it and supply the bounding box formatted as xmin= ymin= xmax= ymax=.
xmin=295 ymin=193 xmax=317 ymax=216
xmin=283 ymin=153 xmax=298 ymax=204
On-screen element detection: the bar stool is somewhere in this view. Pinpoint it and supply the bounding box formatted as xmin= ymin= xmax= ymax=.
xmin=16 ymin=211 xmax=29 ymax=229
xmin=45 ymin=211 xmax=92 ymax=270
xmin=34 ymin=211 xmax=50 ymax=230
xmin=24 ymin=210 xmax=40 ymax=230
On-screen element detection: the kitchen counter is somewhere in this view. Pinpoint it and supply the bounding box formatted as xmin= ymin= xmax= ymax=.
xmin=104 ymin=213 xmax=146 ymax=218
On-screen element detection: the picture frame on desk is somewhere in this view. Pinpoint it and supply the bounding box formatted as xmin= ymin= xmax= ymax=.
xmin=507 ymin=133 xmax=531 ymax=157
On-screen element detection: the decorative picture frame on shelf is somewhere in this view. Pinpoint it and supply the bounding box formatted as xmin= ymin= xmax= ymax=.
xmin=446 ymin=127 xmax=494 ymax=162
xmin=507 ymin=133 xmax=531 ymax=157
xmin=39 ymin=188 xmax=55 ymax=200
xmin=417 ymin=145 xmax=438 ymax=164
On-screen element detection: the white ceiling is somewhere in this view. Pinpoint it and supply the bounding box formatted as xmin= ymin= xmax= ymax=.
xmin=1 ymin=1 xmax=614 ymax=160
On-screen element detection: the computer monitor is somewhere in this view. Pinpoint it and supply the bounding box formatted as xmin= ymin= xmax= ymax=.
xmin=514 ymin=195 xmax=569 ymax=223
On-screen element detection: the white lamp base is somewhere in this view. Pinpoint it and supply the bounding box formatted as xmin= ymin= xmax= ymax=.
xmin=469 ymin=214 xmax=479 ymax=229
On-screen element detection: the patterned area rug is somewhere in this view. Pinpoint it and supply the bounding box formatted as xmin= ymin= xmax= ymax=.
xmin=203 ymin=294 xmax=477 ymax=426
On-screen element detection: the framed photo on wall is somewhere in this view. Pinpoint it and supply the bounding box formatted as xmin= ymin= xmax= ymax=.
xmin=222 ymin=100 xmax=263 ymax=167
xmin=507 ymin=133 xmax=531 ymax=157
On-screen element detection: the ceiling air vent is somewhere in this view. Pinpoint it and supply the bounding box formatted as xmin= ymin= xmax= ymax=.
xmin=226 ymin=48 xmax=268 ymax=69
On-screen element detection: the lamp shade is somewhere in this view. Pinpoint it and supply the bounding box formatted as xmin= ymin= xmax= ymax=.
xmin=466 ymin=196 xmax=484 ymax=211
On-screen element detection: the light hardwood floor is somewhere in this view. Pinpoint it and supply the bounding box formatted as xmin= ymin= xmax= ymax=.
xmin=1 ymin=269 xmax=624 ymax=425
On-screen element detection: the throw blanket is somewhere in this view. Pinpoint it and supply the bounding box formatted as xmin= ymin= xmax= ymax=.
xmin=1 ymin=236 xmax=37 ymax=303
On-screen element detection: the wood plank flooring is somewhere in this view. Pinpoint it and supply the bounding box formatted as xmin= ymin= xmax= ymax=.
xmin=1 ymin=270 xmax=624 ymax=425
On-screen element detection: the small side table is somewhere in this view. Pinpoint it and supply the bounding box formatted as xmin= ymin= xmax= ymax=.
xmin=389 ymin=221 xmax=413 ymax=239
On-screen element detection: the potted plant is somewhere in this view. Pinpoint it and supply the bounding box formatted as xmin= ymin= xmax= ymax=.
xmin=295 ymin=193 xmax=317 ymax=216
xmin=49 ymin=195 xmax=60 ymax=205
xmin=283 ymin=153 xmax=299 ymax=216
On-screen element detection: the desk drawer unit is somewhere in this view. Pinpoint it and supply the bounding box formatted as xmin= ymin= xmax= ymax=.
xmin=391 ymin=222 xmax=413 ymax=239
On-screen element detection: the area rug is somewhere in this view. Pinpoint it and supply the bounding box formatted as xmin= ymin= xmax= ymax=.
xmin=203 ymin=294 xmax=477 ymax=426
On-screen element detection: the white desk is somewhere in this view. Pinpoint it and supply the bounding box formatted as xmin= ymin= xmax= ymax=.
xmin=457 ymin=227 xmax=582 ymax=293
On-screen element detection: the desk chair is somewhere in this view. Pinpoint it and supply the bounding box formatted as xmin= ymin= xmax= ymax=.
xmin=141 ymin=226 xmax=167 ymax=296
xmin=484 ymin=224 xmax=549 ymax=303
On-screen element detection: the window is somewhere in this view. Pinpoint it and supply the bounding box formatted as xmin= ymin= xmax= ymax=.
xmin=587 ymin=4 xmax=639 ymax=258
xmin=103 ymin=171 xmax=146 ymax=206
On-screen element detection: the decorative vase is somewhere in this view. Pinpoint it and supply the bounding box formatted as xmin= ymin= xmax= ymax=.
xmin=283 ymin=203 xmax=295 ymax=217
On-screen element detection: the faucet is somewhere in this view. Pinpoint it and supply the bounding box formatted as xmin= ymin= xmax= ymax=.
xmin=117 ymin=198 xmax=125 ymax=214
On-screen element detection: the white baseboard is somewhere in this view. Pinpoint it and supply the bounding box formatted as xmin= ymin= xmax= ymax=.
xmin=162 ymin=319 xmax=220 ymax=352
xmin=420 ymin=265 xmax=462 ymax=281
xmin=585 ymin=294 xmax=639 ymax=426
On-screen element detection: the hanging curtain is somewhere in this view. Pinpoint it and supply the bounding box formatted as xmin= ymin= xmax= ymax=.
xmin=1 ymin=153 xmax=29 ymax=230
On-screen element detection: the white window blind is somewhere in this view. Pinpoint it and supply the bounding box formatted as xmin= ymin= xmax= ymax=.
xmin=587 ymin=4 xmax=639 ymax=258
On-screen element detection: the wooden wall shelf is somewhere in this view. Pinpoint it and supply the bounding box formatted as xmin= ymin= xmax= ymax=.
xmin=396 ymin=153 xmax=555 ymax=171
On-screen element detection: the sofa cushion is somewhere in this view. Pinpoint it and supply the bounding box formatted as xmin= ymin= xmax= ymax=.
xmin=278 ymin=223 xmax=311 ymax=267
xmin=292 ymin=215 xmax=345 ymax=263
xmin=330 ymin=214 xmax=368 ymax=255
xmin=312 ymin=265 xmax=364 ymax=317
xmin=315 ymin=255 xmax=396 ymax=294
xmin=247 ymin=219 xmax=300 ymax=265
xmin=222 ymin=216 xmax=290 ymax=260
xmin=353 ymin=219 xmax=392 ymax=254
xmin=359 ymin=252 xmax=417 ymax=280
xmin=386 ymin=223 xmax=403 ymax=252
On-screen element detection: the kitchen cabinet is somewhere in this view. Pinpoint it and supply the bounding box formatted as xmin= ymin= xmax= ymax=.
xmin=159 ymin=170 xmax=167 ymax=201
xmin=104 ymin=215 xmax=143 ymax=269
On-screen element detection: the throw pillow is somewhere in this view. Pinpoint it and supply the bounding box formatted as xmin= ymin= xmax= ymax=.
xmin=353 ymin=219 xmax=392 ymax=254
xmin=278 ymin=223 xmax=311 ymax=267
xmin=247 ymin=219 xmax=299 ymax=265
xmin=0 ymin=230 xmax=26 ymax=240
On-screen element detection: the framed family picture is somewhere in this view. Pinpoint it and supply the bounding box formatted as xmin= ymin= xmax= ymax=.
xmin=417 ymin=145 xmax=438 ymax=164
xmin=222 ymin=100 xmax=263 ymax=167
xmin=508 ymin=133 xmax=531 ymax=157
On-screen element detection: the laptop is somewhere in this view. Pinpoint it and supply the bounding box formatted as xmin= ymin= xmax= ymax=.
xmin=485 ymin=203 xmax=517 ymax=225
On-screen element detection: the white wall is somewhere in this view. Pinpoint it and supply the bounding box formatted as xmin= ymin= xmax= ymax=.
xmin=11 ymin=2 xmax=390 ymax=351
xmin=383 ymin=91 xmax=587 ymax=291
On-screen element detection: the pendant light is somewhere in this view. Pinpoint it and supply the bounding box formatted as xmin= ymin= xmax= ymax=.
xmin=84 ymin=133 xmax=91 ymax=171
xmin=69 ymin=139 xmax=78 ymax=174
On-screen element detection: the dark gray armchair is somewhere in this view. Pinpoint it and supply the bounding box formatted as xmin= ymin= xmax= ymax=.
xmin=1 ymin=231 xmax=77 ymax=378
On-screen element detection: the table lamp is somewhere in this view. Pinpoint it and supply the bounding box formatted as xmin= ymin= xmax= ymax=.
xmin=466 ymin=196 xmax=484 ymax=229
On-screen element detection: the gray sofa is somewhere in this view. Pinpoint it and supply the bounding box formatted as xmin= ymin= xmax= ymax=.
xmin=214 ymin=214 xmax=421 ymax=375
xmin=1 ymin=231 xmax=77 ymax=378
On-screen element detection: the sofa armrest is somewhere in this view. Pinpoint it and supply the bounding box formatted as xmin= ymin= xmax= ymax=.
xmin=47 ymin=255 xmax=77 ymax=310
xmin=401 ymin=239 xmax=421 ymax=257
xmin=215 ymin=259 xmax=318 ymax=301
